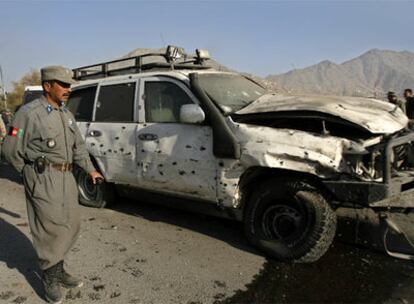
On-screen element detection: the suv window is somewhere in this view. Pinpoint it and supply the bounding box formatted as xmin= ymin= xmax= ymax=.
xmin=95 ymin=82 xmax=136 ymax=122
xmin=145 ymin=81 xmax=193 ymax=123
xmin=67 ymin=86 xmax=97 ymax=121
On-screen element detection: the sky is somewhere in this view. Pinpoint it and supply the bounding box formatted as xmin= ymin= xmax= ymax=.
xmin=0 ymin=0 xmax=414 ymax=89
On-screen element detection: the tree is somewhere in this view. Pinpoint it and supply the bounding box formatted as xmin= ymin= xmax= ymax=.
xmin=4 ymin=69 xmax=41 ymax=111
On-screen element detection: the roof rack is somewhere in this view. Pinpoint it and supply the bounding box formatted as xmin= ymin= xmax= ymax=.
xmin=73 ymin=46 xmax=211 ymax=81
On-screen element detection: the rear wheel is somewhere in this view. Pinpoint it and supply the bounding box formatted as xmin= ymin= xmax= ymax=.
xmin=244 ymin=178 xmax=336 ymax=263
xmin=73 ymin=165 xmax=115 ymax=208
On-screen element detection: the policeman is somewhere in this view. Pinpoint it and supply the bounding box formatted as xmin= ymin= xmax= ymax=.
xmin=3 ymin=66 xmax=103 ymax=304
xmin=387 ymin=91 xmax=406 ymax=113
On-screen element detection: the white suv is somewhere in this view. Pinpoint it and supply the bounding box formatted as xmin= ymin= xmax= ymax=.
xmin=68 ymin=46 xmax=414 ymax=262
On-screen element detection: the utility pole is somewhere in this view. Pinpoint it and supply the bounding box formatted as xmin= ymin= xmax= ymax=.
xmin=0 ymin=65 xmax=7 ymax=110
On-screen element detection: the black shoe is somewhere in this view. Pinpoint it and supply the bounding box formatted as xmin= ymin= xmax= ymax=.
xmin=57 ymin=261 xmax=83 ymax=288
xmin=42 ymin=264 xmax=63 ymax=304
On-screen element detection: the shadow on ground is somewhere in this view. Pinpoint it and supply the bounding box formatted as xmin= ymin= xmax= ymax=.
xmin=109 ymin=195 xmax=260 ymax=256
xmin=0 ymin=161 xmax=22 ymax=185
xmin=0 ymin=210 xmax=43 ymax=299
xmin=218 ymin=241 xmax=414 ymax=304
xmin=111 ymin=196 xmax=414 ymax=304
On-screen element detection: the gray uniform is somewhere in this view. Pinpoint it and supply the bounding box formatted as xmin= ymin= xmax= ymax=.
xmin=3 ymin=96 xmax=94 ymax=270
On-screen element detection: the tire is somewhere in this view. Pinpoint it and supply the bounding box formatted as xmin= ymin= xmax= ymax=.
xmin=72 ymin=165 xmax=115 ymax=208
xmin=244 ymin=178 xmax=336 ymax=263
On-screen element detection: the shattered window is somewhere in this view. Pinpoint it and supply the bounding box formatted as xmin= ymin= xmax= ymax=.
xmin=144 ymin=81 xmax=193 ymax=123
xmin=67 ymin=86 xmax=97 ymax=121
xmin=95 ymin=82 xmax=136 ymax=122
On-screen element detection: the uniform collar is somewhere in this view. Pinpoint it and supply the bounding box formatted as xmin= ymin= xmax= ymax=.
xmin=40 ymin=96 xmax=67 ymax=113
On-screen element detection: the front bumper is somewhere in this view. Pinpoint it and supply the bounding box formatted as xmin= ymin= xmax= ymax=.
xmin=324 ymin=132 xmax=414 ymax=209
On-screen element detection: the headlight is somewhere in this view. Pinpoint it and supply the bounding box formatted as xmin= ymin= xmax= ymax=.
xmin=343 ymin=143 xmax=383 ymax=181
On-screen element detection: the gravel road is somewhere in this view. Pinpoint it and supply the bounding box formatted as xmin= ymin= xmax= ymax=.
xmin=0 ymin=162 xmax=413 ymax=304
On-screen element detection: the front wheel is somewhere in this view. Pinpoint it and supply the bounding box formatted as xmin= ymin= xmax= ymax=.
xmin=72 ymin=165 xmax=115 ymax=208
xmin=244 ymin=178 xmax=336 ymax=263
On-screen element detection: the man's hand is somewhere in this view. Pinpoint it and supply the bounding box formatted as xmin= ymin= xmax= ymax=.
xmin=89 ymin=171 xmax=104 ymax=184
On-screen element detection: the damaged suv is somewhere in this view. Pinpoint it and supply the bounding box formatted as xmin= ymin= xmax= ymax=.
xmin=68 ymin=46 xmax=414 ymax=262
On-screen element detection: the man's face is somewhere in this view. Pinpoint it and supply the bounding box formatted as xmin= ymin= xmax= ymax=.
xmin=388 ymin=96 xmax=395 ymax=102
xmin=44 ymin=81 xmax=71 ymax=104
xmin=404 ymin=91 xmax=412 ymax=99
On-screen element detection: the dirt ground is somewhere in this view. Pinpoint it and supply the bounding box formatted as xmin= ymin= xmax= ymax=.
xmin=0 ymin=162 xmax=413 ymax=304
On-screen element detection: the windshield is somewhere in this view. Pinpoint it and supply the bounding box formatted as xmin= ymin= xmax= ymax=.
xmin=197 ymin=74 xmax=266 ymax=113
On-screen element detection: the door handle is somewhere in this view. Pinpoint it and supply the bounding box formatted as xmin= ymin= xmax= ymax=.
xmin=88 ymin=130 xmax=102 ymax=137
xmin=138 ymin=133 xmax=158 ymax=141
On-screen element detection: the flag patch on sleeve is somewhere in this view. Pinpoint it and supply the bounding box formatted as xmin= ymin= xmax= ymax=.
xmin=9 ymin=127 xmax=23 ymax=138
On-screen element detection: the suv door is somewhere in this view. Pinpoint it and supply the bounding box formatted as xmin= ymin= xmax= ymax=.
xmin=85 ymin=80 xmax=138 ymax=184
xmin=137 ymin=76 xmax=217 ymax=201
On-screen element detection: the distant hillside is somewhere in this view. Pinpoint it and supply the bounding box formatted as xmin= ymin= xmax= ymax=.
xmin=266 ymin=49 xmax=414 ymax=98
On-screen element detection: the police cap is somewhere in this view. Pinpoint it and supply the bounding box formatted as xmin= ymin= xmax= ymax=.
xmin=41 ymin=66 xmax=75 ymax=85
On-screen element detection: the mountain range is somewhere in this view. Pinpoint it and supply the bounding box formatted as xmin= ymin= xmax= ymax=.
xmin=266 ymin=49 xmax=414 ymax=98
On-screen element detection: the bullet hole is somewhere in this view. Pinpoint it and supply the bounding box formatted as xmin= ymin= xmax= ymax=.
xmin=190 ymin=158 xmax=198 ymax=163
xmin=191 ymin=171 xmax=195 ymax=174
xmin=304 ymin=151 xmax=309 ymax=156
xmin=91 ymin=143 xmax=95 ymax=146
xmin=219 ymin=162 xmax=224 ymax=167
xmin=126 ymin=152 xmax=132 ymax=155
xmin=100 ymin=144 xmax=104 ymax=147
xmin=115 ymin=137 xmax=119 ymax=140
xmin=186 ymin=145 xmax=192 ymax=149
xmin=280 ymin=161 xmax=284 ymax=165
xmin=143 ymin=124 xmax=147 ymax=127
xmin=86 ymin=123 xmax=91 ymax=127
xmin=157 ymin=151 xmax=161 ymax=154
xmin=233 ymin=183 xmax=237 ymax=187
xmin=107 ymin=149 xmax=112 ymax=152
xmin=103 ymin=152 xmax=106 ymax=155
xmin=223 ymin=183 xmax=228 ymax=187
xmin=158 ymin=164 xmax=163 ymax=167
xmin=214 ymin=177 xmax=217 ymax=180
xmin=141 ymin=149 xmax=145 ymax=153
xmin=114 ymin=150 xmax=118 ymax=153
xmin=137 ymin=163 xmax=142 ymax=166
xmin=120 ymin=148 xmax=124 ymax=152
xmin=122 ymin=126 xmax=126 ymax=130
xmin=172 ymin=162 xmax=177 ymax=166
xmin=179 ymin=170 xmax=186 ymax=175
xmin=200 ymin=146 xmax=206 ymax=151
xmin=159 ymin=171 xmax=164 ymax=176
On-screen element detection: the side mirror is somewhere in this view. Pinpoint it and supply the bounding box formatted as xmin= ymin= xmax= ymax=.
xmin=180 ymin=104 xmax=205 ymax=124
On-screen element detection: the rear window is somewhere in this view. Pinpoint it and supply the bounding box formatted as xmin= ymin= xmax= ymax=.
xmin=67 ymin=86 xmax=97 ymax=121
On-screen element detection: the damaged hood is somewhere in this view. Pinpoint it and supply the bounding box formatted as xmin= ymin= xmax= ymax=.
xmin=235 ymin=94 xmax=408 ymax=134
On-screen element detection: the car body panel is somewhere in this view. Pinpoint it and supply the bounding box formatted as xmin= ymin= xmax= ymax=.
xmin=236 ymin=94 xmax=408 ymax=134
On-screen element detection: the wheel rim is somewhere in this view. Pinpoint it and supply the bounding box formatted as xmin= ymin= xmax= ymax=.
xmin=78 ymin=170 xmax=98 ymax=201
xmin=261 ymin=202 xmax=308 ymax=243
